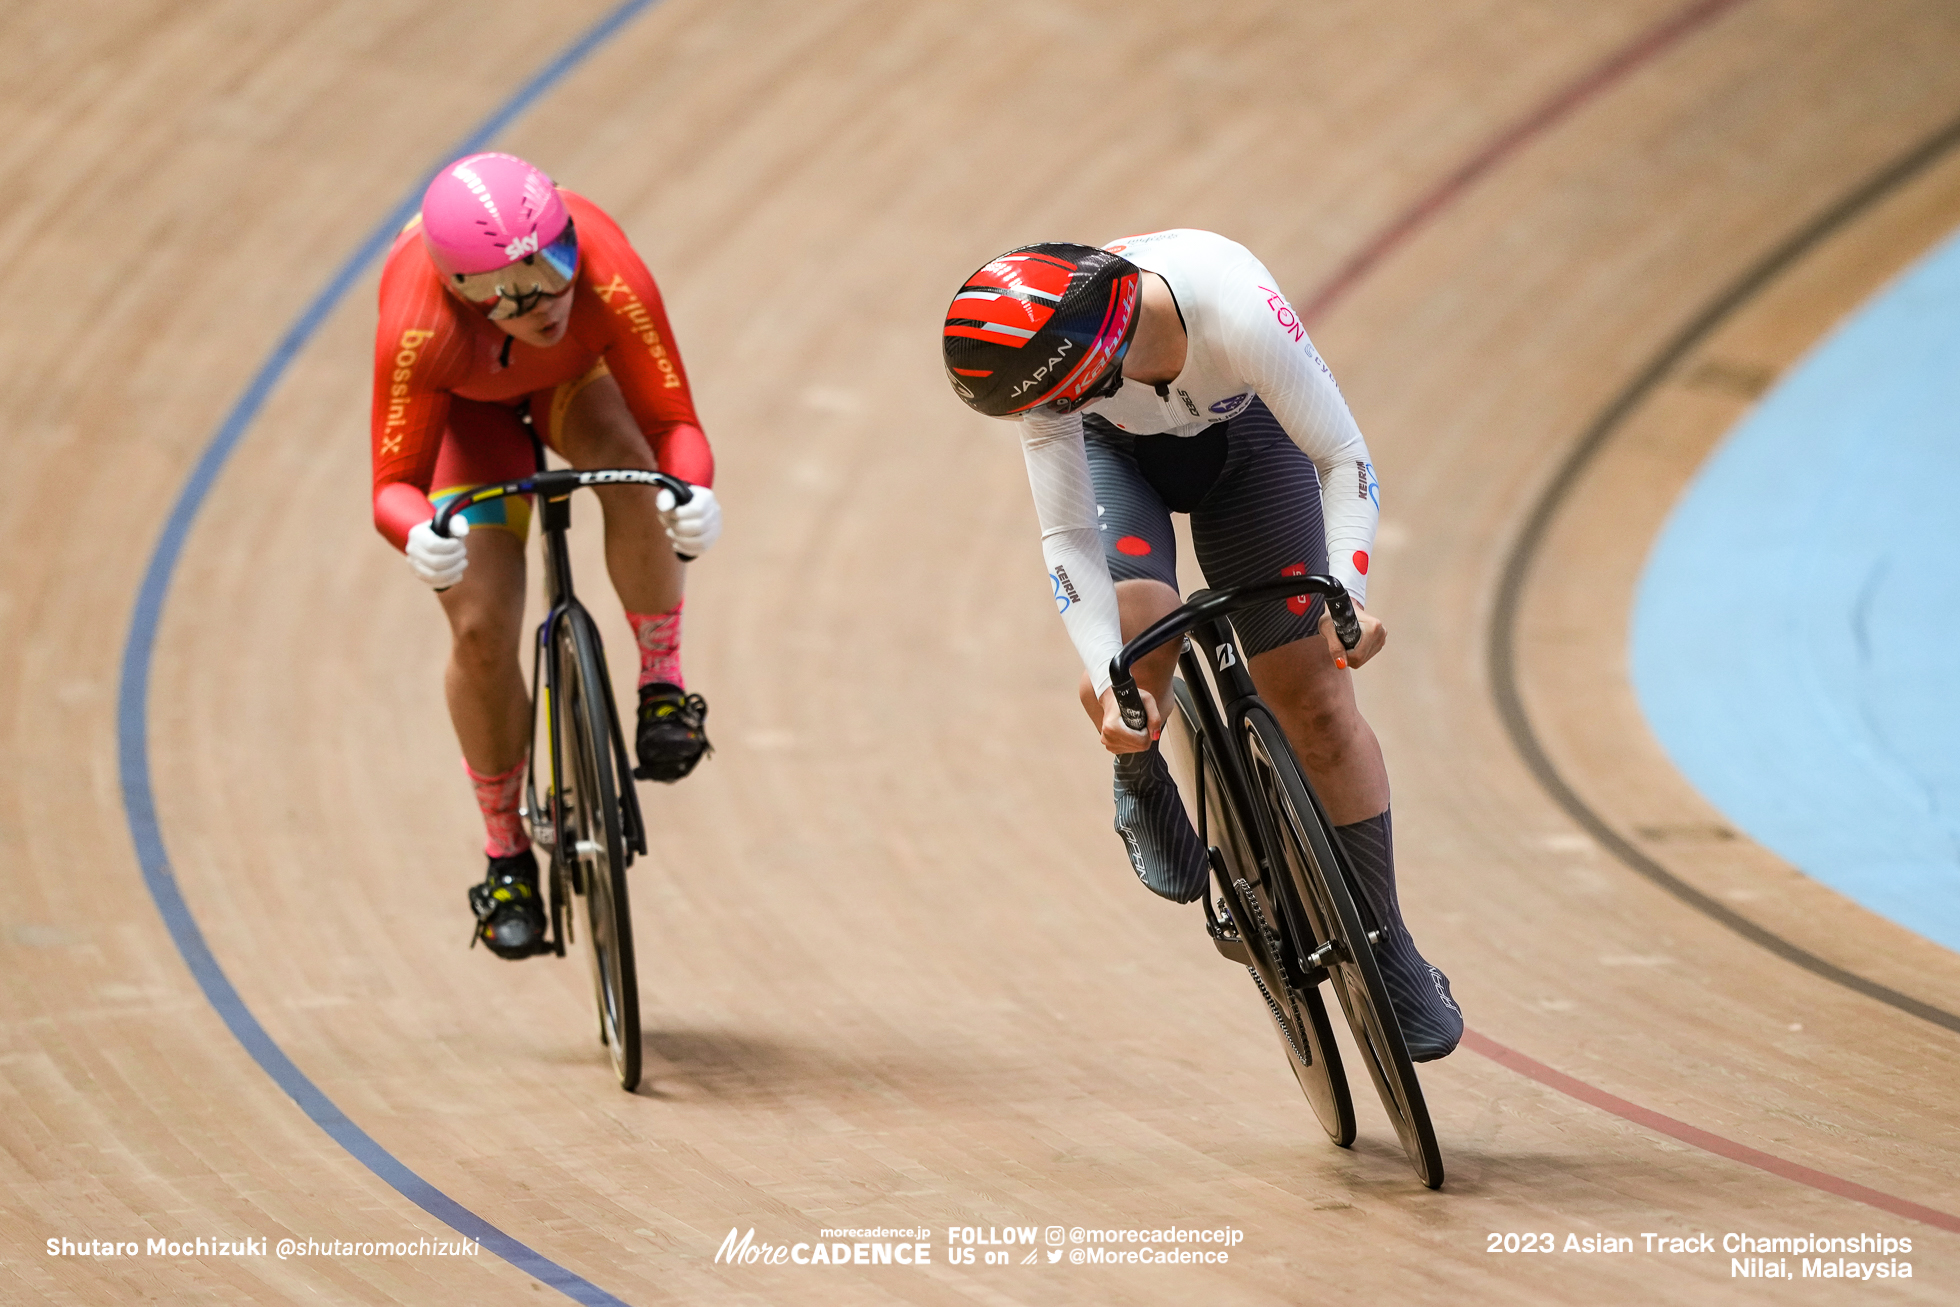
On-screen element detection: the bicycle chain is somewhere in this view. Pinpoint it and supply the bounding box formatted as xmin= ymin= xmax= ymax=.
xmin=1234 ymin=878 xmax=1312 ymax=1067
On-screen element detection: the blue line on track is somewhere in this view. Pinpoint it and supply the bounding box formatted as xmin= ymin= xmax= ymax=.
xmin=1633 ymin=224 xmax=1960 ymax=956
xmin=115 ymin=3 xmax=659 ymax=1302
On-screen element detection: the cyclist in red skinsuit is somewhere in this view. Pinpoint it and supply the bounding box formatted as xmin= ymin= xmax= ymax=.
xmin=372 ymin=157 xmax=719 ymax=959
xmin=370 ymin=193 xmax=711 ymax=539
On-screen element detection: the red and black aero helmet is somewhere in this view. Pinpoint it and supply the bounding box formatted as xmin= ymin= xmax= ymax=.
xmin=943 ymin=243 xmax=1142 ymax=417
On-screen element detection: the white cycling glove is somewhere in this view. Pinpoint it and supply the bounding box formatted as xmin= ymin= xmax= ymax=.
xmin=656 ymin=484 xmax=722 ymax=557
xmin=406 ymin=515 xmax=470 ymax=589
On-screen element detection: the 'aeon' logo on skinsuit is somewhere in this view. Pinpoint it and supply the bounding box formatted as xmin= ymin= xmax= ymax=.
xmin=379 ymin=327 xmax=437 ymax=459
xmin=595 ymin=273 xmax=682 ymax=388
xmin=1257 ymin=285 xmax=1305 ymax=343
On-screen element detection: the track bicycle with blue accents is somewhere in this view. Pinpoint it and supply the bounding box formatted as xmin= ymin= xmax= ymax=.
xmin=1113 ymin=575 xmax=1444 ymax=1187
xmin=433 ymin=458 xmax=697 ymax=1093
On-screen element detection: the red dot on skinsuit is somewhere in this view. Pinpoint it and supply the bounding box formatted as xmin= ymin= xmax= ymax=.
xmin=1353 ymin=550 xmax=1370 ymax=575
xmin=1281 ymin=562 xmax=1310 ymax=614
xmin=1116 ymin=536 xmax=1151 ymax=556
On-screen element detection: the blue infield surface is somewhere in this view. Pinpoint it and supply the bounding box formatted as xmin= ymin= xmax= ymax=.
xmin=1633 ymin=225 xmax=1960 ymax=954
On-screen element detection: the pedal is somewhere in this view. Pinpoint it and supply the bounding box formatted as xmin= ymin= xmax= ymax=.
xmin=526 ymin=812 xmax=555 ymax=852
xmin=1209 ymin=920 xmax=1254 ymax=967
xmin=524 ymin=792 xmax=556 ymax=852
xmin=1205 ymin=879 xmax=1255 ymax=966
xmin=1191 ymin=854 xmax=1254 ymax=968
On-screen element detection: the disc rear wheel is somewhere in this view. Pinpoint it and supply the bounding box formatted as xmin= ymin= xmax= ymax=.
xmin=1164 ymin=676 xmax=1354 ymax=1147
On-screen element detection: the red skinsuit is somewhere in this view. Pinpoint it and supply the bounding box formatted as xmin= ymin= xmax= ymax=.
xmin=369 ymin=191 xmax=712 ymax=549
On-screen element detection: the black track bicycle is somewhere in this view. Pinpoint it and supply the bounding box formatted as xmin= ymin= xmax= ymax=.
xmin=433 ymin=458 xmax=695 ymax=1093
xmin=1110 ymin=576 xmax=1444 ymax=1187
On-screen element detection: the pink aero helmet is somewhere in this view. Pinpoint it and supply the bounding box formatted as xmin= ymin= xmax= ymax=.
xmin=420 ymin=152 xmax=579 ymax=319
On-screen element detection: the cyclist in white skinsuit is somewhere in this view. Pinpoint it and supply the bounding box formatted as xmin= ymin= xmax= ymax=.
xmin=943 ymin=231 xmax=1461 ymax=1060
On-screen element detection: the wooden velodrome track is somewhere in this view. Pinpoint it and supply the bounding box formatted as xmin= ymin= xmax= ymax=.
xmin=8 ymin=0 xmax=1960 ymax=1301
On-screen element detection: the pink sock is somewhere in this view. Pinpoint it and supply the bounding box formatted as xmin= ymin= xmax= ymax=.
xmin=465 ymin=758 xmax=530 ymax=859
xmin=625 ymin=600 xmax=684 ymax=689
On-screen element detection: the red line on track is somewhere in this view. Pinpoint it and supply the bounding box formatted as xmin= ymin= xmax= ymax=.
xmin=1301 ymin=0 xmax=1750 ymax=325
xmin=1298 ymin=0 xmax=1960 ymax=1232
xmin=1464 ymin=1030 xmax=1960 ymax=1232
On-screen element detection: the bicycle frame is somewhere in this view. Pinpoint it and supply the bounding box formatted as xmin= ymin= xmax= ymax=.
xmin=432 ymin=444 xmax=698 ymax=945
xmin=1112 ymin=575 xmax=1442 ymax=1184
xmin=529 ymin=469 xmax=647 ymax=877
xmin=1112 ymin=575 xmax=1365 ymax=979
xmin=1175 ymin=618 xmax=1337 ymax=987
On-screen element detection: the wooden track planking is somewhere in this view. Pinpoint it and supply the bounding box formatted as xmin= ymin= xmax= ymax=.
xmin=1 ymin=3 xmax=642 ymax=1303
xmin=1513 ymin=131 xmax=1960 ymax=1022
xmin=5 ymin=0 xmax=1960 ymax=1302
xmin=1506 ymin=75 xmax=1960 ymax=1209
xmin=1330 ymin=0 xmax=1960 ymax=1265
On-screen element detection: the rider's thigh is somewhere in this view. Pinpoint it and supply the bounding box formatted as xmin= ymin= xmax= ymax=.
xmin=438 ymin=528 xmax=528 ymax=667
xmin=434 ymin=397 xmax=536 ymax=483
xmin=1082 ymin=426 xmax=1180 ymax=592
xmin=1189 ymin=399 xmax=1329 ymax=658
xmin=534 ymin=360 xmax=678 ymax=610
xmin=431 ymin=397 xmax=538 ymax=538
xmin=535 ymin=364 xmax=655 ymax=470
xmin=1115 ymin=577 xmax=1181 ymax=637
xmin=1246 ymin=634 xmax=1360 ymax=758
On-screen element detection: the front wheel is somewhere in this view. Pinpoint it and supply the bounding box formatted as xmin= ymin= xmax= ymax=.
xmin=552 ymin=605 xmax=641 ymax=1092
xmin=1242 ymin=705 xmax=1442 ymax=1188
xmin=1163 ymin=675 xmax=1353 ymax=1147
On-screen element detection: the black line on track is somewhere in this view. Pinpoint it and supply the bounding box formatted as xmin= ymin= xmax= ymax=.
xmin=1488 ymin=107 xmax=1960 ymax=1037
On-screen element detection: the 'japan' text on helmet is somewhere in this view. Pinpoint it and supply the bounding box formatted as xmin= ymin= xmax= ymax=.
xmin=943 ymin=244 xmax=1142 ymax=417
xmin=420 ymin=152 xmax=580 ymax=320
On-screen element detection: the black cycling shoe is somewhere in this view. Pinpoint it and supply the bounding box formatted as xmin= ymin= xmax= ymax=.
xmin=468 ymin=849 xmax=548 ymax=959
xmin=634 ymin=682 xmax=711 ymax=782
xmin=1335 ymin=811 xmax=1462 ymax=1061
xmin=1371 ymin=927 xmax=1464 ymax=1062
xmin=1112 ymin=745 xmax=1209 ymax=903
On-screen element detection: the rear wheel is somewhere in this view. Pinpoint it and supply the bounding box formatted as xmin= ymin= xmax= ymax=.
xmin=1164 ymin=675 xmax=1354 ymax=1147
xmin=553 ymin=606 xmax=641 ymax=1092
xmin=1242 ymin=705 xmax=1441 ymax=1187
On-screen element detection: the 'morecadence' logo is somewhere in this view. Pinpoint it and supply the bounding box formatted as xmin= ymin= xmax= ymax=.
xmin=715 ymin=1228 xmax=932 ymax=1267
